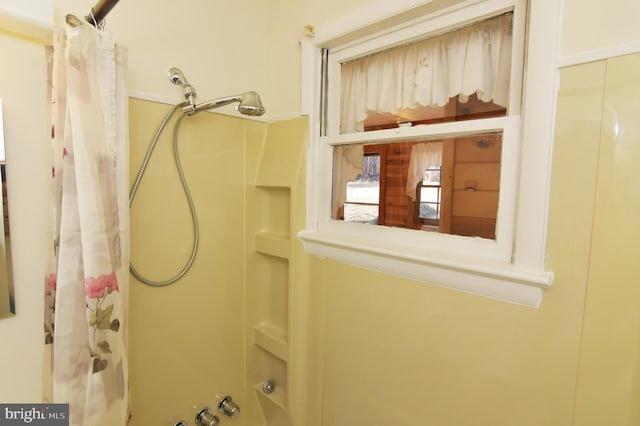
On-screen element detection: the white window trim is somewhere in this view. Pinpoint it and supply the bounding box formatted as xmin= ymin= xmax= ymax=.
xmin=298 ymin=0 xmax=560 ymax=308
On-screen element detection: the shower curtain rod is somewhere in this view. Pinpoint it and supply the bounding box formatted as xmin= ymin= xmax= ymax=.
xmin=85 ymin=0 xmax=120 ymax=27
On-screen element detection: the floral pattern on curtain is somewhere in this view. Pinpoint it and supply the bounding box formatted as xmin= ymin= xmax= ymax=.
xmin=341 ymin=13 xmax=513 ymax=133
xmin=44 ymin=18 xmax=130 ymax=426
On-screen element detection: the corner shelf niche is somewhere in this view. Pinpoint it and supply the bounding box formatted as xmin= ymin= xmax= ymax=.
xmin=248 ymin=186 xmax=292 ymax=419
xmin=254 ymin=323 xmax=288 ymax=362
xmin=255 ymin=232 xmax=290 ymax=260
xmin=247 ymin=117 xmax=306 ymax=425
xmin=254 ymin=382 xmax=287 ymax=411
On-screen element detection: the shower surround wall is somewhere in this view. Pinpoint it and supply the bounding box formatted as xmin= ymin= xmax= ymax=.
xmin=129 ymin=99 xmax=248 ymax=425
xmin=128 ymin=98 xmax=310 ymax=425
xmin=126 ymin=48 xmax=640 ymax=424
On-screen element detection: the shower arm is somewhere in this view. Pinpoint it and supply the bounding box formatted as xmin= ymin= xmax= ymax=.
xmin=184 ymin=96 xmax=243 ymax=115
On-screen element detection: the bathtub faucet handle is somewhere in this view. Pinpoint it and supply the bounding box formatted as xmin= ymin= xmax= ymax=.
xmin=218 ymin=395 xmax=240 ymax=418
xmin=195 ymin=407 xmax=219 ymax=426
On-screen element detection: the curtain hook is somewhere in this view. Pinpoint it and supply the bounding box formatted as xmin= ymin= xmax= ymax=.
xmin=89 ymin=8 xmax=107 ymax=31
xmin=89 ymin=8 xmax=99 ymax=27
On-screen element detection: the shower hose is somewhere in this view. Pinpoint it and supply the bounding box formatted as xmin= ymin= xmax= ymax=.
xmin=128 ymin=102 xmax=199 ymax=286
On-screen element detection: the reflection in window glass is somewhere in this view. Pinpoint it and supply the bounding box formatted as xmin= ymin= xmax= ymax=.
xmin=419 ymin=166 xmax=441 ymax=221
xmin=344 ymin=154 xmax=380 ymax=224
xmin=332 ymin=132 xmax=502 ymax=238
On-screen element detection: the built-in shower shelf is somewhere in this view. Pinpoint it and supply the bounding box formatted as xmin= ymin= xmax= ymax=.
xmin=254 ymin=232 xmax=290 ymax=259
xmin=254 ymin=382 xmax=287 ymax=411
xmin=253 ymin=323 xmax=289 ymax=361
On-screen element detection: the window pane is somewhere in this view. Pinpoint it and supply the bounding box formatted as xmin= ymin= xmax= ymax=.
xmin=344 ymin=204 xmax=379 ymax=224
xmin=419 ymin=202 xmax=439 ymax=220
xmin=420 ymin=187 xmax=439 ymax=203
xmin=424 ymin=167 xmax=441 ymax=184
xmin=332 ymin=131 xmax=502 ymax=239
xmin=346 ymin=155 xmax=380 ymax=203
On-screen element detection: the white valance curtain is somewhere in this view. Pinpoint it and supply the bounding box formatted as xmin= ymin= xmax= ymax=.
xmin=341 ymin=13 xmax=513 ymax=133
xmin=406 ymin=142 xmax=443 ymax=199
xmin=45 ymin=18 xmax=130 ymax=425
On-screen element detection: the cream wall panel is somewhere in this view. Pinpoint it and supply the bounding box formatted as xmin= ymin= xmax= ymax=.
xmin=0 ymin=32 xmax=50 ymax=401
xmin=128 ymin=99 xmax=247 ymax=425
xmin=572 ymin=52 xmax=640 ymax=426
xmin=561 ymin=0 xmax=640 ymax=60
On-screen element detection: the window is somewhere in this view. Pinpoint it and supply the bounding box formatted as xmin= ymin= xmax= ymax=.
xmin=417 ymin=165 xmax=442 ymax=227
xmin=299 ymin=0 xmax=560 ymax=307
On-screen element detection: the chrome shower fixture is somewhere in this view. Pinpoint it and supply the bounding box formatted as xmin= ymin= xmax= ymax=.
xmin=186 ymin=91 xmax=265 ymax=116
xmin=167 ymin=66 xmax=188 ymax=86
xmin=167 ymin=67 xmax=265 ymax=117
xmin=217 ymin=396 xmax=240 ymax=418
xmin=168 ymin=67 xmax=197 ymax=109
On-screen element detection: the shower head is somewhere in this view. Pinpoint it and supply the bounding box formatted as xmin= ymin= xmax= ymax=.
xmin=186 ymin=91 xmax=266 ymax=117
xmin=236 ymin=91 xmax=266 ymax=116
xmin=168 ymin=67 xmax=188 ymax=86
xmin=168 ymin=67 xmax=265 ymax=116
xmin=168 ymin=67 xmax=197 ymax=106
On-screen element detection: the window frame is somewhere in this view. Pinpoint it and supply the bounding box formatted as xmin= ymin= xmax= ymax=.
xmin=298 ymin=0 xmax=560 ymax=307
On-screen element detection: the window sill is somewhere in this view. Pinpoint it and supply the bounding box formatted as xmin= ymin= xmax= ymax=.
xmin=298 ymin=230 xmax=553 ymax=308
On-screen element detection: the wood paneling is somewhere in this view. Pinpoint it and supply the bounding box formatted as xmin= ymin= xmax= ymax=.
xmin=452 ymin=190 xmax=499 ymax=219
xmin=454 ymin=134 xmax=502 ymax=163
xmin=382 ymin=142 xmax=413 ymax=228
xmin=355 ymin=114 xmax=502 ymax=238
xmin=450 ymin=133 xmax=502 ymax=239
xmin=453 ymin=163 xmax=500 ymax=191
xmin=438 ymin=140 xmax=455 ymax=234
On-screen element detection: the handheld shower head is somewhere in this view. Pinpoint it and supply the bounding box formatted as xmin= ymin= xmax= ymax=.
xmin=189 ymin=91 xmax=266 ymax=117
xmin=168 ymin=67 xmax=265 ymax=117
xmin=236 ymin=91 xmax=266 ymax=116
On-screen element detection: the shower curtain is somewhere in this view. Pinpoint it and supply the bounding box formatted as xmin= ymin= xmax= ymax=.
xmin=44 ymin=18 xmax=130 ymax=426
